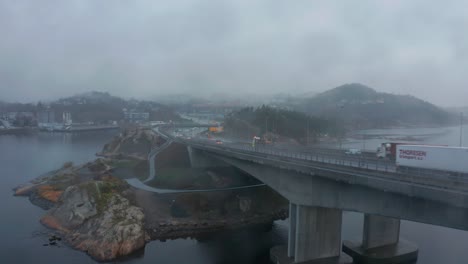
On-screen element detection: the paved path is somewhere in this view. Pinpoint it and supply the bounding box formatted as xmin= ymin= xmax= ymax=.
xmin=144 ymin=139 xmax=172 ymax=183
xmin=126 ymin=178 xmax=265 ymax=194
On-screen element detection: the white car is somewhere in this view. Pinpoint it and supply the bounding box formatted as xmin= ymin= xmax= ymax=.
xmin=345 ymin=148 xmax=362 ymax=155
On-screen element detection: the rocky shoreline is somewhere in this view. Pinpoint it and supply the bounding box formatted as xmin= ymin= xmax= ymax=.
xmin=14 ymin=160 xmax=147 ymax=261
xmin=13 ymin=128 xmax=288 ymax=261
xmin=146 ymin=209 xmax=288 ymax=241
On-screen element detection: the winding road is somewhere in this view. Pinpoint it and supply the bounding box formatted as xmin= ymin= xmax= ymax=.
xmin=125 ymin=126 xmax=266 ymax=194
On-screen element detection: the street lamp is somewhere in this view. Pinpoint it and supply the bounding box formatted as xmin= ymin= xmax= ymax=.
xmin=460 ymin=112 xmax=464 ymax=147
xmin=337 ymin=104 xmax=344 ymax=149
xmin=362 ymin=132 xmax=366 ymax=150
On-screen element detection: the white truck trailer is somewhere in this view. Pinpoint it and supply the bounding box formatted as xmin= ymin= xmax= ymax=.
xmin=396 ymin=145 xmax=468 ymax=174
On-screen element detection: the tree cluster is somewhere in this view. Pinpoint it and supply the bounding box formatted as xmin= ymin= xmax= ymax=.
xmin=224 ymin=106 xmax=345 ymax=143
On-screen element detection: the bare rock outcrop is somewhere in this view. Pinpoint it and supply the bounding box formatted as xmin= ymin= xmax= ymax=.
xmin=40 ymin=181 xmax=147 ymax=261
xmin=42 ymin=185 xmax=98 ymax=229
xmin=74 ymin=195 xmax=146 ymax=260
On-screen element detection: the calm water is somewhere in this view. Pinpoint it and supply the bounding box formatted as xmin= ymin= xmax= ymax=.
xmin=1 ymin=129 xmax=468 ymax=263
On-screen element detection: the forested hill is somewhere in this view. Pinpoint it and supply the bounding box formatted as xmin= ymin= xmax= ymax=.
xmin=299 ymin=83 xmax=456 ymax=129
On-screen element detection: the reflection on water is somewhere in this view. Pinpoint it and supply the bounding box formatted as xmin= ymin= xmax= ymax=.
xmin=2 ymin=130 xmax=468 ymax=264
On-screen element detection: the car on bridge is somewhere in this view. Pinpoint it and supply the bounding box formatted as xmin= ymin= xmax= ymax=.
xmin=345 ymin=148 xmax=361 ymax=155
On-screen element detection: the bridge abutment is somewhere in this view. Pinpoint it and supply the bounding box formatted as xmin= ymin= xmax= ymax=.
xmin=187 ymin=146 xmax=228 ymax=168
xmin=343 ymin=214 xmax=418 ymax=264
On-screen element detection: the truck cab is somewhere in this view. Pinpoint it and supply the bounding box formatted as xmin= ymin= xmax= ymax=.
xmin=376 ymin=144 xmax=387 ymax=159
xmin=377 ymin=142 xmax=403 ymax=160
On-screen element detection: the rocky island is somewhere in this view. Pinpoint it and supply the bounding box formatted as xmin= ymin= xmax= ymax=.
xmin=14 ymin=127 xmax=288 ymax=261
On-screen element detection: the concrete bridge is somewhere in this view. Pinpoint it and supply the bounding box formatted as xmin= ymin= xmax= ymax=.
xmin=155 ymin=126 xmax=468 ymax=263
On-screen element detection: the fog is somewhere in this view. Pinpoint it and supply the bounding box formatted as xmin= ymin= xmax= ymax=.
xmin=1 ymin=0 xmax=467 ymax=106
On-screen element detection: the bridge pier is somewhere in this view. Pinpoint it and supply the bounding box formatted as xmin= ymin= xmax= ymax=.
xmin=288 ymin=203 xmax=297 ymax=258
xmin=363 ymin=215 xmax=400 ymax=249
xmin=294 ymin=205 xmax=342 ymax=262
xmin=343 ymin=214 xmax=418 ymax=264
xmin=272 ymin=204 xmax=351 ymax=263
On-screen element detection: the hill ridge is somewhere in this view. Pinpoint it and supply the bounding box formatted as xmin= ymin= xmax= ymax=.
xmin=300 ymin=83 xmax=456 ymax=129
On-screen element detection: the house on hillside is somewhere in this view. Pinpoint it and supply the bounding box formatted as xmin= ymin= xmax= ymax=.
xmin=123 ymin=108 xmax=149 ymax=123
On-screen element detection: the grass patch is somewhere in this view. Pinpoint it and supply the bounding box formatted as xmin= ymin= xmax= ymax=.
xmin=47 ymin=173 xmax=79 ymax=191
xmin=79 ymin=177 xmax=128 ymax=214
xmin=145 ymin=166 xmax=262 ymax=190
xmin=147 ymin=167 xmax=210 ymax=189
xmin=109 ymin=159 xmax=148 ymax=180
xmin=133 ymin=160 xmax=149 ymax=181
xmin=110 ymin=159 xmax=140 ymax=169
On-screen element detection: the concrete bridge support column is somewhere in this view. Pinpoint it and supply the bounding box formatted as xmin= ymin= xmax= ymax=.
xmin=271 ymin=204 xmax=349 ymax=263
xmin=294 ymin=205 xmax=343 ymax=262
xmin=363 ymin=215 xmax=400 ymax=249
xmin=343 ymin=214 xmax=418 ymax=264
xmin=287 ymin=203 xmax=297 ymax=258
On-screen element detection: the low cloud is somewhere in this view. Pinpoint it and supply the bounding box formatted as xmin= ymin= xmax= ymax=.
xmin=1 ymin=0 xmax=467 ymax=106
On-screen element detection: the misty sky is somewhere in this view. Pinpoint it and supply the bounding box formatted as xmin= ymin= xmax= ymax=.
xmin=1 ymin=0 xmax=467 ymax=106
